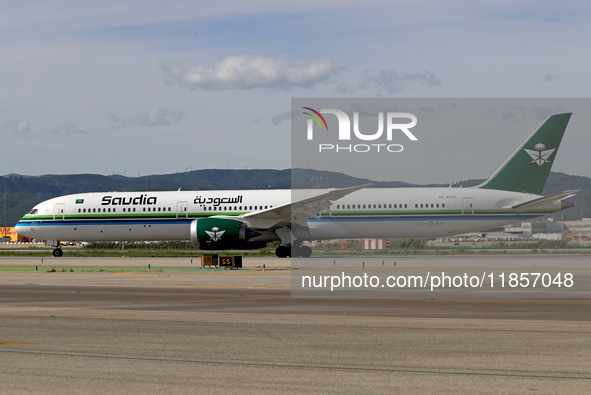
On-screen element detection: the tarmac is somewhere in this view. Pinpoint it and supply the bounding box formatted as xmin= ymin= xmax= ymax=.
xmin=0 ymin=254 xmax=590 ymax=393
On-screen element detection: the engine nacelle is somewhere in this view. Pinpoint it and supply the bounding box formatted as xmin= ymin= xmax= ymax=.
xmin=190 ymin=218 xmax=258 ymax=250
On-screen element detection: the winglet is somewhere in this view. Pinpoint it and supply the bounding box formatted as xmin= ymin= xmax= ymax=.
xmin=479 ymin=113 xmax=571 ymax=195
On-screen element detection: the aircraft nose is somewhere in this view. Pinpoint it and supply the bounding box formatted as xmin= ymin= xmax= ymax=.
xmin=15 ymin=221 xmax=27 ymax=236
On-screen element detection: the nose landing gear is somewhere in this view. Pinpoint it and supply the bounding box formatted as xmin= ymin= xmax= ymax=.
xmin=46 ymin=240 xmax=63 ymax=257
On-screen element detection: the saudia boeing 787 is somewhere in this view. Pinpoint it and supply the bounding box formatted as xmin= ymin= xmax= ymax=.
xmin=16 ymin=113 xmax=577 ymax=258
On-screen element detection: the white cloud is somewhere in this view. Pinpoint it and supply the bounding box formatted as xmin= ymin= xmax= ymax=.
xmin=544 ymin=72 xmax=559 ymax=83
xmin=330 ymin=69 xmax=442 ymax=96
xmin=361 ymin=70 xmax=442 ymax=95
xmin=52 ymin=123 xmax=88 ymax=136
xmin=1 ymin=121 xmax=30 ymax=135
xmin=111 ymin=108 xmax=186 ymax=129
xmin=271 ymin=110 xmax=292 ymax=125
xmin=161 ymin=55 xmax=340 ymax=90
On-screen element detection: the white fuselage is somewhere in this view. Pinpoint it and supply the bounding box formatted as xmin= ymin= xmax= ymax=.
xmin=15 ymin=187 xmax=561 ymax=244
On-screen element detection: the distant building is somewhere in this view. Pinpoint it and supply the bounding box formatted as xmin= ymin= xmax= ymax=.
xmin=0 ymin=227 xmax=31 ymax=242
xmin=559 ymin=218 xmax=591 ymax=241
xmin=504 ymin=219 xmax=567 ymax=235
xmin=361 ymin=239 xmax=391 ymax=250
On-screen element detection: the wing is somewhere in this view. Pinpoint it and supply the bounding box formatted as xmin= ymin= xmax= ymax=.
xmin=211 ymin=184 xmax=371 ymax=231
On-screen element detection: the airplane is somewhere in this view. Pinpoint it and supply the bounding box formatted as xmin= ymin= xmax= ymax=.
xmin=16 ymin=113 xmax=577 ymax=258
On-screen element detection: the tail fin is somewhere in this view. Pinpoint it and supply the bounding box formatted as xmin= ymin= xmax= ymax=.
xmin=478 ymin=113 xmax=571 ymax=195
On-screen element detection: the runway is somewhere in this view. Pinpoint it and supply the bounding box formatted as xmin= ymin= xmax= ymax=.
xmin=1 ymin=255 xmax=590 ymax=393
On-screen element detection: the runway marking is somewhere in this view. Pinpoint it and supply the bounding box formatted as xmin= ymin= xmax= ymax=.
xmin=356 ymin=311 xmax=591 ymax=316
xmin=3 ymin=288 xmax=590 ymax=302
xmin=2 ymin=348 xmax=591 ymax=380
xmin=436 ymin=297 xmax=591 ymax=303
xmin=0 ymin=288 xmax=289 ymax=297
xmin=0 ymin=266 xmax=259 ymax=272
xmin=0 ymin=292 xmax=290 ymax=309
xmin=0 ymin=341 xmax=35 ymax=345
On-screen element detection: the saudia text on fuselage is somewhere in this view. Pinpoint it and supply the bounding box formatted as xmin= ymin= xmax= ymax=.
xmin=101 ymin=194 xmax=158 ymax=206
xmin=305 ymin=108 xmax=418 ymax=153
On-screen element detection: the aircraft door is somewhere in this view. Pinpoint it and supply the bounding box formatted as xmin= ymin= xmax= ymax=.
xmin=54 ymin=203 xmax=65 ymax=220
xmin=462 ymin=198 xmax=474 ymax=215
xmin=177 ymin=201 xmax=188 ymax=218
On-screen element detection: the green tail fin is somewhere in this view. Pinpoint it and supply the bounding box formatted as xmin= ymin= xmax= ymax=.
xmin=479 ymin=113 xmax=571 ymax=195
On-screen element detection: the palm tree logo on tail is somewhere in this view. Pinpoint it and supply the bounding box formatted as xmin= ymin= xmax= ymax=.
xmin=524 ymin=143 xmax=556 ymax=166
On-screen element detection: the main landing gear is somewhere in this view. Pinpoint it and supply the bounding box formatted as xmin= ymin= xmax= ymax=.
xmin=275 ymin=243 xmax=312 ymax=258
xmin=46 ymin=240 xmax=63 ymax=257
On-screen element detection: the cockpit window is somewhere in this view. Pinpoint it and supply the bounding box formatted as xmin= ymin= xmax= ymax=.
xmin=28 ymin=209 xmax=38 ymax=215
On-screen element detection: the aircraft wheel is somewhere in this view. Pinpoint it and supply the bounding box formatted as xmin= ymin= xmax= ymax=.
xmin=53 ymin=248 xmax=63 ymax=257
xmin=300 ymin=246 xmax=312 ymax=258
xmin=275 ymin=245 xmax=290 ymax=258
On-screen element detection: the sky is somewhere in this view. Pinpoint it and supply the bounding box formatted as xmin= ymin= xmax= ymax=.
xmin=1 ymin=1 xmax=590 ymax=184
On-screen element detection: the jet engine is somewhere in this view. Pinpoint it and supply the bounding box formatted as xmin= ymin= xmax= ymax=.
xmin=190 ymin=218 xmax=264 ymax=250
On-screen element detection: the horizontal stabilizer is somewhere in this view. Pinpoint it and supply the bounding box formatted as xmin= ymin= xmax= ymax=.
xmin=505 ymin=190 xmax=578 ymax=210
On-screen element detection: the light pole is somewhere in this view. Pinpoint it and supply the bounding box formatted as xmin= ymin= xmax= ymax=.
xmin=3 ymin=194 xmax=6 ymax=239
